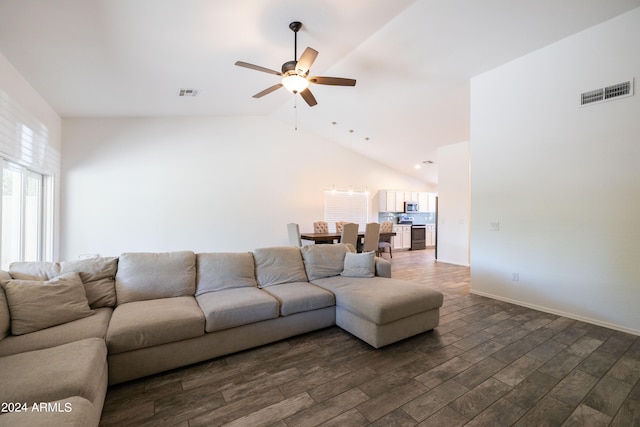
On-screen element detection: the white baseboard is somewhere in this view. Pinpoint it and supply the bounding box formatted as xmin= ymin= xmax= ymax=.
xmin=470 ymin=289 xmax=640 ymax=337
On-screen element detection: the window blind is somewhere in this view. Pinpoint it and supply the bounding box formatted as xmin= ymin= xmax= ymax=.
xmin=0 ymin=89 xmax=60 ymax=174
xmin=323 ymin=190 xmax=369 ymax=232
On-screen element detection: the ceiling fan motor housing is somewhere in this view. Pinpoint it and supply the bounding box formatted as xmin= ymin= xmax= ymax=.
xmin=281 ymin=60 xmax=297 ymax=74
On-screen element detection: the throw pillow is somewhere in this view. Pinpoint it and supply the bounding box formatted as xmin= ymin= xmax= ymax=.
xmin=1 ymin=272 xmax=94 ymax=335
xmin=0 ymin=271 xmax=10 ymax=340
xmin=9 ymin=261 xmax=60 ymax=280
xmin=341 ymin=251 xmax=376 ymax=278
xmin=60 ymin=256 xmax=118 ymax=308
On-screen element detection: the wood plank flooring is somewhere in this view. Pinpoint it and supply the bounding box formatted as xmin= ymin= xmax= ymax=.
xmin=100 ymin=249 xmax=640 ymax=426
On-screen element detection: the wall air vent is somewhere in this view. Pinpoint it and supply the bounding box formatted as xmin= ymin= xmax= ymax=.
xmin=581 ymin=88 xmax=604 ymax=105
xmin=178 ymin=88 xmax=199 ymax=97
xmin=580 ymin=79 xmax=633 ymax=107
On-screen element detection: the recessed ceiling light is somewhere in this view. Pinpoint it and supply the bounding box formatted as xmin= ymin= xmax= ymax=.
xmin=414 ymin=164 xmax=421 ymax=169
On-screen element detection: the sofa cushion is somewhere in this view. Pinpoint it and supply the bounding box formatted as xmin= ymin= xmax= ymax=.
xmin=106 ymin=296 xmax=204 ymax=354
xmin=341 ymin=251 xmax=376 ymax=278
xmin=60 ymin=256 xmax=118 ymax=308
xmin=253 ymin=247 xmax=308 ymax=287
xmin=300 ymin=244 xmax=349 ymax=280
xmin=115 ymin=251 xmax=196 ymax=304
xmin=0 ymin=307 xmax=112 ymax=357
xmin=196 ymin=288 xmax=279 ymax=332
xmin=311 ymin=276 xmax=443 ymax=325
xmin=0 ymin=337 xmax=107 ymax=405
xmin=9 ymin=261 xmax=60 ymax=280
xmin=1 ymin=272 xmax=94 ymax=335
xmin=0 ymin=270 xmax=10 ymax=341
xmin=261 ymin=282 xmax=336 ymax=316
xmin=196 ymin=252 xmax=257 ymax=295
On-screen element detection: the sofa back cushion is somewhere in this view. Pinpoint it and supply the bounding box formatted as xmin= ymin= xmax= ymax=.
xmin=60 ymin=257 xmax=118 ymax=308
xmin=196 ymin=252 xmax=257 ymax=295
xmin=300 ymin=244 xmax=349 ymax=281
xmin=115 ymin=251 xmax=196 ymax=304
xmin=9 ymin=261 xmax=60 ymax=280
xmin=253 ymin=247 xmax=308 ymax=288
xmin=0 ymin=270 xmax=11 ymax=341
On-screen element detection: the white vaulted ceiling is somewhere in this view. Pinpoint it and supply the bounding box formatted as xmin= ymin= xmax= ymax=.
xmin=1 ymin=0 xmax=639 ymax=184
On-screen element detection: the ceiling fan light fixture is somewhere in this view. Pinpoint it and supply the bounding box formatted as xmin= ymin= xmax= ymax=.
xmin=281 ymin=74 xmax=309 ymax=94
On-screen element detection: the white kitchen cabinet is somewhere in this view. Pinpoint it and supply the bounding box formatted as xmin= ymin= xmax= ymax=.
xmin=418 ymin=192 xmax=429 ymax=212
xmin=392 ymin=225 xmax=412 ymax=249
xmin=392 ymin=226 xmax=403 ymax=249
xmin=378 ymin=190 xmax=396 ymax=212
xmin=394 ymin=191 xmax=405 ymax=212
xmin=425 ymin=224 xmax=436 ymax=246
xmin=402 ymin=226 xmax=411 ymax=249
xmin=418 ymin=192 xmax=437 ymax=212
xmin=380 ymin=189 xmax=434 ymax=213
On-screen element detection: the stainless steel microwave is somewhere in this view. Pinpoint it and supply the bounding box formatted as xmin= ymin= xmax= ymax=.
xmin=404 ymin=201 xmax=419 ymax=213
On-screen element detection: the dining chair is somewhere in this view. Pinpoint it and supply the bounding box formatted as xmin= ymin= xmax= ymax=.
xmin=362 ymin=222 xmax=381 ymax=253
xmin=313 ymin=221 xmax=333 ymax=244
xmin=340 ymin=223 xmax=359 ymax=249
xmin=335 ymin=221 xmax=348 ymax=234
xmin=377 ymin=221 xmax=393 ymax=258
xmin=287 ymin=223 xmax=302 ymax=247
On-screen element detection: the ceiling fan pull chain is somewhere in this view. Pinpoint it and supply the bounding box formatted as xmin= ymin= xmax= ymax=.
xmin=294 ymin=96 xmax=298 ymax=131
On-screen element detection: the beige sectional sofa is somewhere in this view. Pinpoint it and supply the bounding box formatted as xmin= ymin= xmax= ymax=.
xmin=0 ymin=244 xmax=443 ymax=426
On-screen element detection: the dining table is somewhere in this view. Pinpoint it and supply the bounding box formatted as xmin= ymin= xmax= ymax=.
xmin=300 ymin=231 xmax=396 ymax=244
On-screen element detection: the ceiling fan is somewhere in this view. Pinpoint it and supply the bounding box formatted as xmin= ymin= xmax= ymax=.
xmin=234 ymin=21 xmax=356 ymax=107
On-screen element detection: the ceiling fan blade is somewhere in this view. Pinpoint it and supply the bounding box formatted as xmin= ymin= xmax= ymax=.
xmin=295 ymin=47 xmax=318 ymax=75
xmin=235 ymin=61 xmax=282 ymax=76
xmin=253 ymin=83 xmax=283 ymax=98
xmin=308 ymin=76 xmax=356 ymax=86
xmin=299 ymin=88 xmax=317 ymax=107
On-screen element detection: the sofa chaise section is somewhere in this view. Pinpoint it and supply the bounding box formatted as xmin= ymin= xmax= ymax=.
xmin=311 ymin=264 xmax=444 ymax=348
xmin=0 ymin=338 xmax=108 ymax=427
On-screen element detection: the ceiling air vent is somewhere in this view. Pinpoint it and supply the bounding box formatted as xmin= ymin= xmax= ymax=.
xmin=178 ymin=88 xmax=199 ymax=97
xmin=580 ymin=79 xmax=633 ymax=107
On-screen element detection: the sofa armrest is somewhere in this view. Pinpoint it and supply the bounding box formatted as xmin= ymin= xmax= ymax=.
xmin=374 ymin=257 xmax=391 ymax=278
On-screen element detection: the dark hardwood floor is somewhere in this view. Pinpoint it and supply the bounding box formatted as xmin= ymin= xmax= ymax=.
xmin=100 ymin=249 xmax=640 ymax=426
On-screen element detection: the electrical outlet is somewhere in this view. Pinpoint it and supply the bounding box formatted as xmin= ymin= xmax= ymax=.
xmin=512 ymin=272 xmax=519 ymax=281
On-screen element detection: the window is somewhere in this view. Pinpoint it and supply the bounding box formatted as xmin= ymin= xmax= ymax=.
xmin=323 ymin=190 xmax=369 ymax=232
xmin=0 ymin=89 xmax=58 ymax=270
xmin=1 ymin=160 xmax=49 ymax=270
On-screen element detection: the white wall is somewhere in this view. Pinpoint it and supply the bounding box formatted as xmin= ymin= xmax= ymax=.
xmin=436 ymin=141 xmax=470 ymax=266
xmin=0 ymin=52 xmax=61 ymax=144
xmin=61 ymin=115 xmax=426 ymax=259
xmin=470 ymin=8 xmax=640 ymax=334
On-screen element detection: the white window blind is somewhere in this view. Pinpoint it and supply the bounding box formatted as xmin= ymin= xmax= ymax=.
xmin=0 ymin=89 xmax=58 ymax=267
xmin=323 ymin=190 xmax=369 ymax=232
